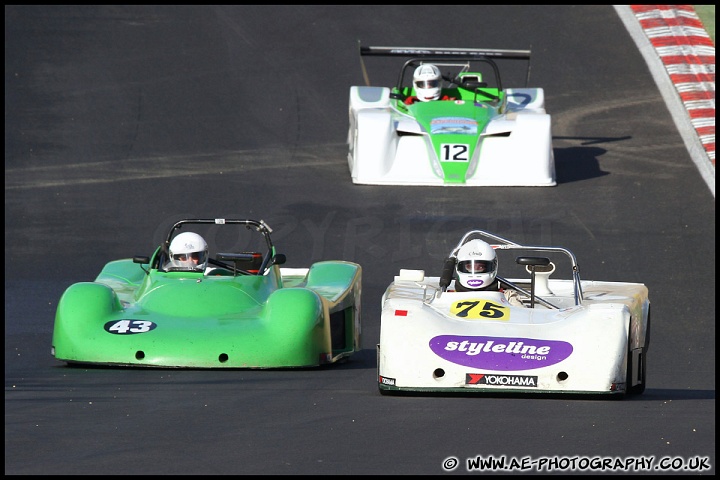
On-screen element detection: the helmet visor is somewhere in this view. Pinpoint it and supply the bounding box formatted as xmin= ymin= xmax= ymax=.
xmin=415 ymin=79 xmax=440 ymax=89
xmin=171 ymin=250 xmax=208 ymax=269
xmin=457 ymin=259 xmax=495 ymax=274
xmin=174 ymin=252 xmax=202 ymax=262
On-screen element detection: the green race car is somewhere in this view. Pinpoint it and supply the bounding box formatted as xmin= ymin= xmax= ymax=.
xmin=348 ymin=45 xmax=556 ymax=186
xmin=51 ymin=218 xmax=362 ymax=368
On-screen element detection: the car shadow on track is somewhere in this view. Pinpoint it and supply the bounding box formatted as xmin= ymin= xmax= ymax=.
xmin=56 ymin=347 xmax=379 ymax=372
xmin=554 ymin=145 xmax=612 ymax=185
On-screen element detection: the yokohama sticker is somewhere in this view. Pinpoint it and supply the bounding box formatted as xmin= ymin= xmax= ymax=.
xmin=466 ymin=373 xmax=538 ymax=387
xmin=429 ymin=335 xmax=573 ymax=371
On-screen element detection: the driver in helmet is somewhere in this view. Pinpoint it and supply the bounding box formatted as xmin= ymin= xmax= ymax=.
xmin=166 ymin=231 xmax=209 ymax=272
xmin=453 ymin=239 xmax=524 ymax=307
xmin=404 ymin=64 xmax=457 ymax=105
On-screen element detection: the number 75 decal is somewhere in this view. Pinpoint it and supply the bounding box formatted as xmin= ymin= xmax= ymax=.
xmin=440 ymin=144 xmax=470 ymax=162
xmin=450 ymin=300 xmax=509 ymax=321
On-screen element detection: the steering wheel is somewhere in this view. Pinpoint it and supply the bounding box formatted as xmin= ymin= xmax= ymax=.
xmin=208 ymin=258 xmax=252 ymax=276
xmin=467 ymin=84 xmax=499 ymax=102
xmin=441 ymin=73 xmax=457 ymax=85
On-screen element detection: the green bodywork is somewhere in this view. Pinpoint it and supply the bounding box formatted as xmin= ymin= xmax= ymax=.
xmin=393 ymin=82 xmax=505 ymax=183
xmin=52 ymin=247 xmax=362 ymax=369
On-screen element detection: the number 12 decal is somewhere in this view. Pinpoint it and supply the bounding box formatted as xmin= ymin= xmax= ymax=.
xmin=441 ymin=144 xmax=469 ymax=162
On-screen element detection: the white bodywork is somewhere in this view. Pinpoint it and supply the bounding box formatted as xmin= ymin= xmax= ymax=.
xmin=347 ymin=86 xmax=556 ymax=186
xmin=377 ymin=268 xmax=650 ymax=396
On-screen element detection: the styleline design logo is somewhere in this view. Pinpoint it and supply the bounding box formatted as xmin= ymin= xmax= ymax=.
xmin=429 ymin=335 xmax=573 ymax=370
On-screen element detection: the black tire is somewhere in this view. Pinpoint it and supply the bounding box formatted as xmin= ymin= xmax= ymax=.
xmin=627 ymin=307 xmax=650 ymax=395
xmin=627 ymin=348 xmax=646 ymax=395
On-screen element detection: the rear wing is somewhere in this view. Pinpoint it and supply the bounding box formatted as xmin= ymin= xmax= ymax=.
xmin=357 ymin=43 xmax=533 ymax=88
xmin=359 ymin=45 xmax=531 ymax=60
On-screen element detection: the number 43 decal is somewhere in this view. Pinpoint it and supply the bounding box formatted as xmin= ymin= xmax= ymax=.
xmin=450 ymin=300 xmax=510 ymax=321
xmin=440 ymin=144 xmax=470 ymax=162
xmin=104 ymin=319 xmax=157 ymax=334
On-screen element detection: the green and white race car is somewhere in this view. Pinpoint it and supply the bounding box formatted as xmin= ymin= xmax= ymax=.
xmin=52 ymin=218 xmax=362 ymax=368
xmin=348 ymin=45 xmax=556 ymax=187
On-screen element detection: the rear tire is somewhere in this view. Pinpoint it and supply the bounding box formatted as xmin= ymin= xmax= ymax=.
xmin=627 ymin=308 xmax=650 ymax=395
xmin=627 ymin=349 xmax=646 ymax=395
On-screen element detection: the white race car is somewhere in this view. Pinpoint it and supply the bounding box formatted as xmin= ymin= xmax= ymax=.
xmin=377 ymin=230 xmax=650 ymax=397
xmin=348 ymin=46 xmax=556 ymax=186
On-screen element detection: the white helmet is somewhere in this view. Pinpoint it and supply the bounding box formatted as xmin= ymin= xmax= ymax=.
xmin=413 ymin=64 xmax=442 ymax=102
xmin=455 ymin=239 xmax=498 ymax=291
xmin=168 ymin=232 xmax=208 ymax=271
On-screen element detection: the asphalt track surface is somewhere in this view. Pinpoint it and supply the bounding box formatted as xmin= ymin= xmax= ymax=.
xmin=5 ymin=5 xmax=715 ymax=475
